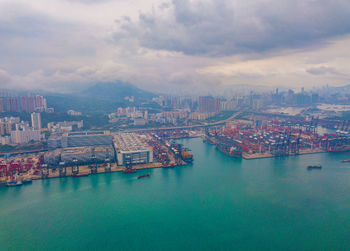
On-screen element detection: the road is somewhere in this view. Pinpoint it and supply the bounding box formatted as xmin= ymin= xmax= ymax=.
xmin=121 ymin=111 xmax=243 ymax=132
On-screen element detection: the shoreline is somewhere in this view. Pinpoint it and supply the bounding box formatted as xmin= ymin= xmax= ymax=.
xmin=242 ymin=149 xmax=327 ymax=160
xmin=202 ymin=138 xmax=350 ymax=160
xmin=30 ymin=162 xmax=165 ymax=181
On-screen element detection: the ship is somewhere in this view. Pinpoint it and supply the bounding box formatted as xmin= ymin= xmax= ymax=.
xmin=216 ymin=144 xmax=242 ymax=158
xmin=124 ymin=168 xmax=136 ymax=174
xmin=72 ymin=173 xmax=90 ymax=177
xmin=163 ymin=162 xmax=175 ymax=168
xmin=137 ymin=174 xmax=150 ymax=179
xmin=170 ymin=143 xmax=194 ymax=163
xmin=181 ymin=149 xmax=193 ymax=163
xmin=203 ymin=135 xmax=216 ymax=145
xmin=307 ymin=165 xmax=322 ymax=170
xmin=341 ymin=159 xmax=350 ymax=163
xmin=6 ymin=180 xmax=23 ymax=187
xmin=22 ymin=178 xmax=32 ymax=184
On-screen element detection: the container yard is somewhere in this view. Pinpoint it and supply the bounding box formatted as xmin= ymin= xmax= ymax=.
xmin=1 ymin=131 xmax=194 ymax=187
xmin=0 ymin=155 xmax=42 ymax=186
xmin=205 ymin=119 xmax=350 ymax=159
xmin=148 ymin=132 xmax=189 ymax=167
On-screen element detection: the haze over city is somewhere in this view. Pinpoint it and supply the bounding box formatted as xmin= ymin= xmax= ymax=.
xmin=2 ymin=1 xmax=350 ymax=251
xmin=1 ymin=0 xmax=350 ymax=94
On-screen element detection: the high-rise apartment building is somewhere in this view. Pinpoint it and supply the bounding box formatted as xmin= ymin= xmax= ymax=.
xmin=0 ymin=98 xmax=4 ymax=112
xmin=199 ymin=96 xmax=221 ymax=113
xmin=31 ymin=112 xmax=42 ymax=130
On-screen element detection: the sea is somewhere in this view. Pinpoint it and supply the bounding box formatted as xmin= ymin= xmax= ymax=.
xmin=1 ymin=137 xmax=350 ymax=250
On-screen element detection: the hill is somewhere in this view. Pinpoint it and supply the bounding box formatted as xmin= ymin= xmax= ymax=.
xmin=80 ymin=81 xmax=155 ymax=100
xmin=46 ymin=82 xmax=155 ymax=113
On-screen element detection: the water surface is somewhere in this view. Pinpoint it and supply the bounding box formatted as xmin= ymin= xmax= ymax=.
xmin=1 ymin=138 xmax=350 ymax=250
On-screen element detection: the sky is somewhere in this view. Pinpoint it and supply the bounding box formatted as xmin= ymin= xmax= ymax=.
xmin=1 ymin=0 xmax=350 ymax=94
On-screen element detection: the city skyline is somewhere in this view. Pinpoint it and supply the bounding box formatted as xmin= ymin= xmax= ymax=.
xmin=1 ymin=0 xmax=350 ymax=94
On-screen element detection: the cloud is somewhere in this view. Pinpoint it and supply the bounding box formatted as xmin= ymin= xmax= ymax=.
xmin=1 ymin=0 xmax=350 ymax=94
xmin=66 ymin=0 xmax=112 ymax=4
xmin=0 ymin=3 xmax=98 ymax=74
xmin=114 ymin=0 xmax=350 ymax=56
xmin=306 ymin=66 xmax=339 ymax=75
xmin=0 ymin=69 xmax=12 ymax=88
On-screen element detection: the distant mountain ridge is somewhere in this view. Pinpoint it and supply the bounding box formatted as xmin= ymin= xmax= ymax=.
xmin=45 ymin=81 xmax=156 ymax=113
xmin=79 ymin=81 xmax=155 ymax=100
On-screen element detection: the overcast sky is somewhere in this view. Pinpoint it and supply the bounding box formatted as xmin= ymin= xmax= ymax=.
xmin=1 ymin=0 xmax=350 ymax=94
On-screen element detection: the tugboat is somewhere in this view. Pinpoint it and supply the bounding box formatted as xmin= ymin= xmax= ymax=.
xmin=137 ymin=174 xmax=150 ymax=179
xmin=307 ymin=165 xmax=322 ymax=170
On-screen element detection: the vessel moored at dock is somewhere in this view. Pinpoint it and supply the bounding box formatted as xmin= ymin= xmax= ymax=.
xmin=180 ymin=149 xmax=193 ymax=163
xmin=72 ymin=173 xmax=90 ymax=177
xmin=6 ymin=180 xmax=23 ymax=187
xmin=216 ymin=144 xmax=242 ymax=158
xmin=124 ymin=168 xmax=136 ymax=174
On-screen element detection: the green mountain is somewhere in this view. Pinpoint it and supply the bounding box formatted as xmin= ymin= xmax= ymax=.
xmin=80 ymin=81 xmax=155 ymax=100
xmin=46 ymin=82 xmax=155 ymax=113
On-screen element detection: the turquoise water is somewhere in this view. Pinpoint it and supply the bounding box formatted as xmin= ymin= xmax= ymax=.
xmin=1 ymin=137 xmax=350 ymax=250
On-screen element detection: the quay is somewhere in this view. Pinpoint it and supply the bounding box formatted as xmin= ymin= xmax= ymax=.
xmin=0 ymin=131 xmax=193 ymax=186
xmin=203 ymin=118 xmax=350 ymax=159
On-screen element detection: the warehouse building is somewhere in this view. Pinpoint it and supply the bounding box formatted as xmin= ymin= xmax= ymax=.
xmin=48 ymin=131 xmax=112 ymax=149
xmin=114 ymin=133 xmax=153 ymax=166
xmin=60 ymin=146 xmax=114 ymax=163
xmin=44 ymin=145 xmax=114 ymax=164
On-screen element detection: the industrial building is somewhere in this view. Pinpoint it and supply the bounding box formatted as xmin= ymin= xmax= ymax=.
xmin=44 ymin=145 xmax=114 ymax=164
xmin=60 ymin=146 xmax=114 ymax=163
xmin=114 ymin=133 xmax=153 ymax=166
xmin=48 ymin=131 xmax=112 ymax=149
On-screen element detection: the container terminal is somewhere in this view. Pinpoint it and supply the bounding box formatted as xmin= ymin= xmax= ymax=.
xmin=0 ymin=131 xmax=193 ymax=186
xmin=204 ymin=119 xmax=350 ymax=159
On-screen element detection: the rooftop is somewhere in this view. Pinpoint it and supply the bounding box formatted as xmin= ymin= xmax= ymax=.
xmin=114 ymin=133 xmax=151 ymax=153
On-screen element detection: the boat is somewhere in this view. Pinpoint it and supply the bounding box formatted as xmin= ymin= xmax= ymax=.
xmin=72 ymin=173 xmax=90 ymax=177
xmin=203 ymin=135 xmax=216 ymax=145
xmin=341 ymin=159 xmax=350 ymax=163
xmin=6 ymin=180 xmax=23 ymax=187
xmin=216 ymin=144 xmax=242 ymax=157
xmin=307 ymin=165 xmax=322 ymax=170
xmin=22 ymin=178 xmax=32 ymax=184
xmin=163 ymin=162 xmax=175 ymax=168
xmin=181 ymin=149 xmax=193 ymax=163
xmin=137 ymin=174 xmax=150 ymax=179
xmin=123 ymin=168 xmax=136 ymax=174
